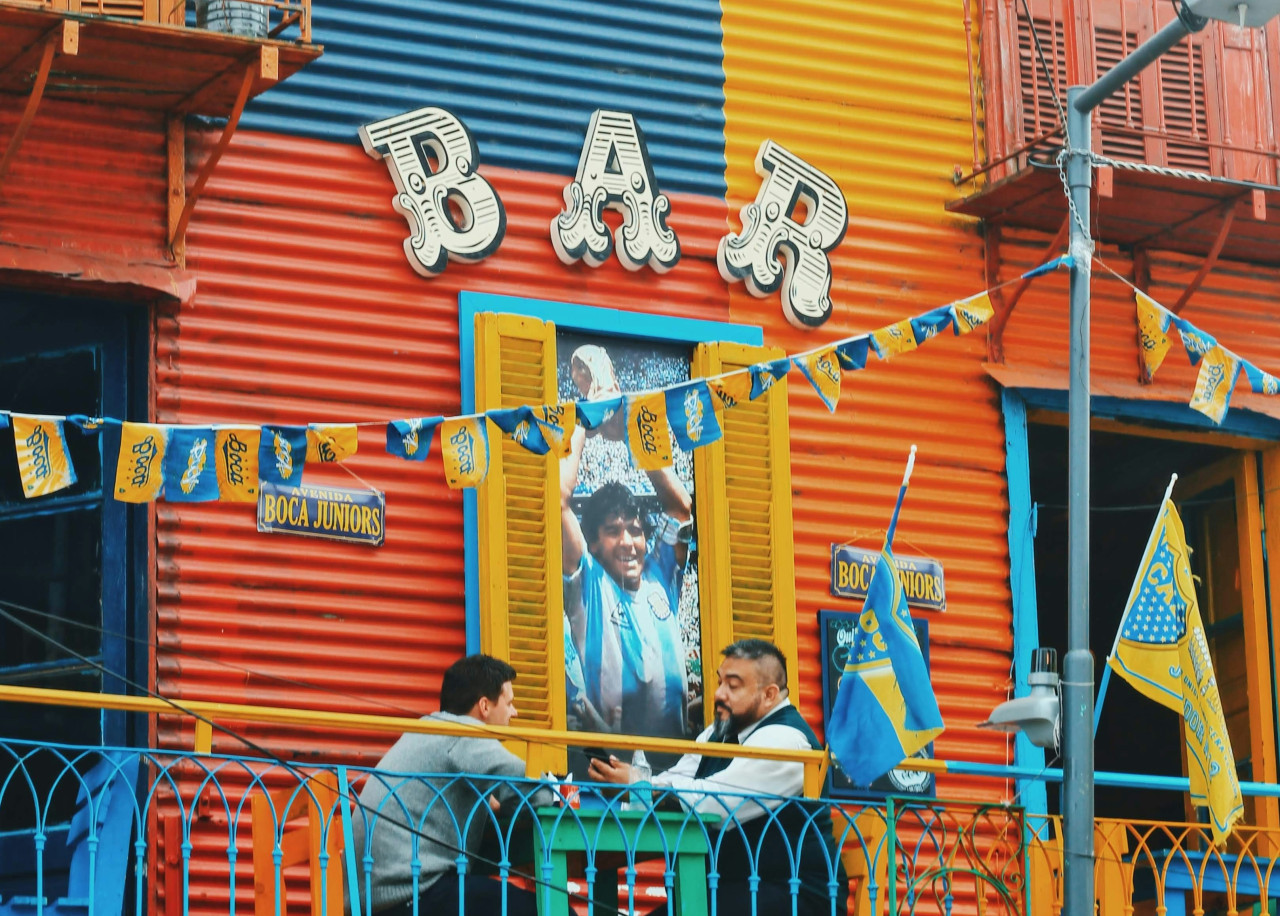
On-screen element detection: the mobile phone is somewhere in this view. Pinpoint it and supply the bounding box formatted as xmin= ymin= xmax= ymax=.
xmin=580 ymin=746 xmax=612 ymax=764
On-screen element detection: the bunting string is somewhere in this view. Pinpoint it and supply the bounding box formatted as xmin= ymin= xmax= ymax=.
xmin=1 ymin=260 xmax=1073 ymax=502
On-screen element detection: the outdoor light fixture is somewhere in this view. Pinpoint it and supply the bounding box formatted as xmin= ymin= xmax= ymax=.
xmin=1186 ymin=0 xmax=1280 ymax=27
xmin=979 ymin=648 xmax=1060 ymax=750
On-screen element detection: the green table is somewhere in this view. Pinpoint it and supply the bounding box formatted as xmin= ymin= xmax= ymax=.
xmin=532 ymin=806 xmax=718 ymax=916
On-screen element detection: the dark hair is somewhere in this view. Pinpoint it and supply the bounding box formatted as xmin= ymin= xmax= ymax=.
xmin=722 ymin=638 xmax=788 ymax=692
xmin=440 ymin=654 xmax=517 ymax=715
xmin=580 ymin=481 xmax=644 ymax=546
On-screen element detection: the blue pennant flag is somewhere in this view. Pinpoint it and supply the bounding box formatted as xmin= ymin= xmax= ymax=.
xmin=576 ymin=396 xmax=624 ymax=431
xmin=487 ymin=406 xmax=551 ymax=455
xmin=827 ymin=547 xmax=945 ymax=787
xmin=665 ymin=380 xmax=722 ymax=451
xmin=910 ymin=305 xmax=956 ymax=344
xmin=749 ymin=358 xmax=792 ymax=400
xmin=258 ymin=425 xmax=308 ymax=486
xmin=1244 ymin=361 xmax=1280 ymax=396
xmin=835 ymin=336 xmax=870 ymax=371
xmin=1019 ymin=255 xmax=1073 ymax=279
xmin=164 ymin=427 xmax=219 ymax=502
xmin=66 ymin=415 xmax=105 ymax=433
xmin=1168 ymin=314 xmax=1217 ymax=367
xmin=386 ymin=417 xmax=442 ymax=461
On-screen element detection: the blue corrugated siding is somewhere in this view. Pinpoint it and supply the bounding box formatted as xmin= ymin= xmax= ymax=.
xmin=242 ymin=0 xmax=727 ymax=198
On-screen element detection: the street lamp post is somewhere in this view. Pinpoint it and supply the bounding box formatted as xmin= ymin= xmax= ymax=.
xmin=1060 ymin=4 xmax=1280 ymax=916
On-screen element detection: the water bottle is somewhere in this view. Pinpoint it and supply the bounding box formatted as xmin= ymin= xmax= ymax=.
xmin=628 ymin=749 xmax=653 ymax=812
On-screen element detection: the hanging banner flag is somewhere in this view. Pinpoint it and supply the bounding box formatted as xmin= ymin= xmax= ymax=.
xmin=575 ymin=395 xmax=623 ymax=431
xmin=488 ymin=406 xmax=551 ymax=456
xmin=1188 ymin=346 xmax=1241 ymax=425
xmin=259 ymin=425 xmax=308 ymax=486
xmin=1135 ymin=291 xmax=1172 ymax=382
xmin=535 ymin=403 xmax=576 ymax=457
xmin=214 ymin=426 xmax=260 ymax=502
xmin=1245 ymin=361 xmax=1280 ymax=395
xmin=909 ymin=305 xmax=955 ymax=344
xmin=1168 ymin=313 xmax=1217 ymax=366
xmin=666 ymin=380 xmax=722 ymax=452
xmin=794 ymin=347 xmax=842 ymax=413
xmin=626 ymin=392 xmax=673 ymax=470
xmin=386 ymin=417 xmax=441 ymax=461
xmin=67 ymin=415 xmax=104 ymax=432
xmin=113 ymin=421 xmax=167 ymax=503
xmin=306 ymin=424 xmax=359 ymax=463
xmin=707 ymin=371 xmax=752 ymax=411
xmin=748 ymin=358 xmax=791 ymax=400
xmin=164 ymin=427 xmax=218 ymax=502
xmin=14 ymin=414 xmax=77 ymax=499
xmin=951 ymin=292 xmax=995 ymax=335
xmin=871 ymin=318 xmax=919 ymax=360
xmin=835 ymin=336 xmax=870 ymax=371
xmin=440 ymin=417 xmax=489 ymax=488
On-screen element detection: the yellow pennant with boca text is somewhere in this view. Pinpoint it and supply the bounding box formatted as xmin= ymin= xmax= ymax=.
xmin=537 ymin=402 xmax=577 ymax=458
xmin=306 ymin=424 xmax=359 ymax=463
xmin=113 ymin=422 xmax=168 ymax=503
xmin=626 ymin=392 xmax=673 ymax=470
xmin=707 ymin=370 xmax=752 ymax=412
xmin=871 ymin=318 xmax=920 ymax=361
xmin=1136 ymin=291 xmax=1173 ymax=382
xmin=1189 ymin=346 xmax=1242 ymax=425
xmin=441 ymin=417 xmax=490 ymax=489
xmin=794 ymin=346 xmax=843 ymax=413
xmin=13 ymin=414 xmax=77 ymax=499
xmin=952 ymin=292 xmax=995 ymax=334
xmin=214 ymin=426 xmax=261 ymax=502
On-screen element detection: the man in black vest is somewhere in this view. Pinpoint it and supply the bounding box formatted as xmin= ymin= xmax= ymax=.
xmin=588 ymin=638 xmax=848 ymax=916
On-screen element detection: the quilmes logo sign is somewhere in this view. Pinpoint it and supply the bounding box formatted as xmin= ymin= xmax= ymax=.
xmin=830 ymin=544 xmax=946 ymax=612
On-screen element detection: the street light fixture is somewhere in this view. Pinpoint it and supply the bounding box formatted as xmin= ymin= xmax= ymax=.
xmin=1062 ymin=4 xmax=1280 ymax=916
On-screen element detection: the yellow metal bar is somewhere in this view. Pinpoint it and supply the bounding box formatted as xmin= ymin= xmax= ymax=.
xmin=193 ymin=718 xmax=212 ymax=754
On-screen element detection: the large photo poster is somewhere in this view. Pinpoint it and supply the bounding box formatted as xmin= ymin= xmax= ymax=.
xmin=557 ymin=330 xmax=702 ymax=740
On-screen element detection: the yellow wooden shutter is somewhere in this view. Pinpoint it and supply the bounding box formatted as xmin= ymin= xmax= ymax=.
xmin=474 ymin=312 xmax=565 ymax=746
xmin=692 ymin=341 xmax=799 ymax=724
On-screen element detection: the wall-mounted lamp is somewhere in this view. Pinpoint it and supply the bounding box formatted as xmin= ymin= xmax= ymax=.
xmin=979 ymin=648 xmax=1060 ymax=750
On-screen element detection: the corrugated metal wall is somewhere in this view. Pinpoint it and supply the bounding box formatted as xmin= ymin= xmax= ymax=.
xmin=721 ymin=0 xmax=1017 ymax=799
xmin=238 ymin=0 xmax=728 ymax=198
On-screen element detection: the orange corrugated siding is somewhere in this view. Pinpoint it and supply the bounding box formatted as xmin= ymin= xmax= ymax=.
xmin=722 ymin=0 xmax=1015 ymax=800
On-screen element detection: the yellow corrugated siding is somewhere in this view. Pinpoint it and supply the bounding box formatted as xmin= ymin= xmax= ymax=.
xmin=724 ymin=0 xmax=1013 ymax=794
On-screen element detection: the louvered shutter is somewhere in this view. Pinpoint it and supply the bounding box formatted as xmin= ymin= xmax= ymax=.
xmin=474 ymin=312 xmax=565 ymax=747
xmin=692 ymin=342 xmax=799 ymax=722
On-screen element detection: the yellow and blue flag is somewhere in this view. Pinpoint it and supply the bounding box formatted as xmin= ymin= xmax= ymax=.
xmin=535 ymin=403 xmax=576 ymax=458
xmin=951 ymin=292 xmax=995 ymax=335
xmin=14 ymin=414 xmax=78 ymax=499
xmin=871 ymin=318 xmax=919 ymax=360
xmin=386 ymin=417 xmax=441 ymax=461
xmin=828 ymin=546 xmax=945 ymax=787
xmin=575 ymin=395 xmax=623 ymax=432
xmin=488 ymin=406 xmax=551 ymax=455
xmin=749 ymin=358 xmax=791 ymax=400
xmin=626 ymin=392 xmax=673 ymax=470
xmin=794 ymin=346 xmax=842 ymax=412
xmin=665 ymin=380 xmax=721 ymax=452
xmin=1244 ymin=361 xmax=1280 ymax=396
xmin=306 ymin=424 xmax=359 ymax=463
xmin=910 ymin=305 xmax=955 ymax=344
xmin=113 ymin=422 xmax=167 ymax=503
xmin=1168 ymin=313 xmax=1217 ymax=367
xmin=1188 ymin=346 xmax=1241 ymax=425
xmin=835 ymin=336 xmax=870 ymax=371
xmin=1109 ymin=498 xmax=1241 ymax=844
xmin=707 ymin=371 xmax=752 ymax=411
xmin=441 ymin=417 xmax=489 ymax=488
xmin=164 ymin=427 xmax=218 ymax=502
xmin=259 ymin=425 xmax=308 ymax=486
xmin=1135 ymin=292 xmax=1173 ymax=382
xmin=214 ymin=426 xmax=260 ymax=502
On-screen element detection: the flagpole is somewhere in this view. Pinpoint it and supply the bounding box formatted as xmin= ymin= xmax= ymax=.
xmin=885 ymin=444 xmax=917 ymax=551
xmin=1092 ymin=472 xmax=1178 ymax=736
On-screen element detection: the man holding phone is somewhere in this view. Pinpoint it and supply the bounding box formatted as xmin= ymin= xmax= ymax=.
xmin=587 ymin=639 xmax=847 ymax=916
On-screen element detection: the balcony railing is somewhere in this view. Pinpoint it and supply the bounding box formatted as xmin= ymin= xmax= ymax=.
xmin=8 ymin=0 xmax=312 ymax=44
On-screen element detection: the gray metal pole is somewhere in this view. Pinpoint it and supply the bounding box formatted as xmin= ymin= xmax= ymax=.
xmin=1063 ymin=84 xmax=1095 ymax=916
xmin=1073 ymin=18 xmax=1193 ymax=114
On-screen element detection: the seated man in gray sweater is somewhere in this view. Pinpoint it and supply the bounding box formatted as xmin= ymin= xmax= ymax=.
xmin=350 ymin=654 xmax=552 ymax=916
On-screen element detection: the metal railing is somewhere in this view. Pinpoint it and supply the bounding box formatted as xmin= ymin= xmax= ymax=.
xmin=2 ymin=0 xmax=312 ymax=44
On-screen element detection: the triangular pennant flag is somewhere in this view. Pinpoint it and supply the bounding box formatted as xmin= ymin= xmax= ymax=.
xmin=575 ymin=396 xmax=624 ymax=431
xmin=113 ymin=421 xmax=167 ymax=503
xmin=626 ymin=391 xmax=673 ymax=470
xmin=13 ymin=415 xmax=78 ymax=499
xmin=1136 ymin=291 xmax=1173 ymax=382
xmin=749 ymin=358 xmax=791 ymax=400
xmin=794 ymin=347 xmax=842 ymax=413
xmin=440 ymin=417 xmax=490 ymax=488
xmin=214 ymin=426 xmax=260 ymax=502
xmin=1019 ymin=255 xmax=1073 ymax=279
xmin=259 ymin=425 xmax=308 ymax=486
xmin=306 ymin=424 xmax=359 ymax=463
xmin=665 ymin=380 xmax=722 ymax=452
xmin=1244 ymin=361 xmax=1280 ymax=395
xmin=910 ymin=305 xmax=955 ymax=344
xmin=835 ymin=336 xmax=870 ymax=371
xmin=1188 ymin=346 xmax=1242 ymax=425
xmin=871 ymin=318 xmax=919 ymax=360
xmin=163 ymin=427 xmax=218 ymax=502
xmin=67 ymin=415 xmax=105 ymax=433
xmin=386 ymin=417 xmax=441 ymax=461
xmin=1168 ymin=313 xmax=1217 ymax=367
xmin=951 ymin=292 xmax=995 ymax=335
xmin=707 ymin=371 xmax=752 ymax=411
xmin=535 ymin=403 xmax=576 ymax=458
xmin=487 ymin=406 xmax=551 ymax=456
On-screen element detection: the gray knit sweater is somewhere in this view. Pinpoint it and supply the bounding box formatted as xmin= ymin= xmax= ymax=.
xmin=349 ymin=712 xmax=552 ymax=913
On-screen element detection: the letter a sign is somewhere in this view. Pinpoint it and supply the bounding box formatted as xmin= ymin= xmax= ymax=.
xmin=359 ymin=107 xmax=507 ymax=276
xmin=552 ymin=110 xmax=680 ymax=273
xmin=718 ymin=140 xmax=848 ymax=329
